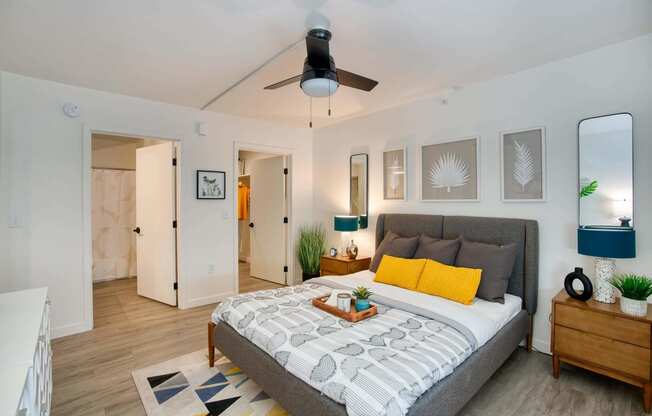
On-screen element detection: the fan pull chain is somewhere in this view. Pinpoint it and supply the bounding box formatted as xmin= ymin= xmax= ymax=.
xmin=309 ymin=97 xmax=313 ymax=128
xmin=328 ymin=80 xmax=332 ymax=117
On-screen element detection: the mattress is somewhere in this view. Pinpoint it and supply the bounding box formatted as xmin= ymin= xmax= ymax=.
xmin=320 ymin=270 xmax=522 ymax=347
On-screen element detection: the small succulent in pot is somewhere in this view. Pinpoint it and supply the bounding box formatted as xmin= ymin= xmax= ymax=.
xmin=609 ymin=274 xmax=652 ymax=317
xmin=352 ymin=286 xmax=373 ymax=311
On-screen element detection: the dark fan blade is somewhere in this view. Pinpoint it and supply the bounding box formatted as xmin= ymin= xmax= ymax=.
xmin=264 ymin=75 xmax=302 ymax=90
xmin=306 ymin=35 xmax=330 ymax=68
xmin=337 ymin=69 xmax=378 ymax=91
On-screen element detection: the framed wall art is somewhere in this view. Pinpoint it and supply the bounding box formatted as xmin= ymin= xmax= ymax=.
xmin=419 ymin=137 xmax=480 ymax=201
xmin=383 ymin=147 xmax=406 ymax=200
xmin=196 ymin=170 xmax=225 ymax=200
xmin=500 ymin=127 xmax=546 ymax=202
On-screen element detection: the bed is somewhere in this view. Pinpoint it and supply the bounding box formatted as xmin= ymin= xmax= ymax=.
xmin=209 ymin=213 xmax=538 ymax=416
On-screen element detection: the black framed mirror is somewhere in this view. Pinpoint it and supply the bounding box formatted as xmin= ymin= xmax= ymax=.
xmin=350 ymin=153 xmax=368 ymax=229
xmin=578 ymin=113 xmax=633 ymax=228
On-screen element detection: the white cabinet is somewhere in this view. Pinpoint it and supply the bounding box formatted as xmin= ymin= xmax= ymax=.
xmin=0 ymin=288 xmax=51 ymax=416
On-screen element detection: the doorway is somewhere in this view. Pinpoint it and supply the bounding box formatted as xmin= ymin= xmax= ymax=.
xmin=237 ymin=149 xmax=290 ymax=292
xmin=90 ymin=133 xmax=179 ymax=327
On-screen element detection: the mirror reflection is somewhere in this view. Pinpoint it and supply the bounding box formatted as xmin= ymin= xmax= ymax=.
xmin=350 ymin=154 xmax=368 ymax=224
xmin=579 ymin=113 xmax=633 ymax=227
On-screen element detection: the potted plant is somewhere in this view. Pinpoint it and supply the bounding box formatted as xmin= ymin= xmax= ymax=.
xmin=297 ymin=223 xmax=326 ymax=281
xmin=609 ymin=274 xmax=652 ymax=317
xmin=352 ymin=286 xmax=373 ymax=311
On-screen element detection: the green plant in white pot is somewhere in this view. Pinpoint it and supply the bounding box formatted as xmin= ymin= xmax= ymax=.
xmin=609 ymin=274 xmax=652 ymax=317
xmin=297 ymin=223 xmax=326 ymax=281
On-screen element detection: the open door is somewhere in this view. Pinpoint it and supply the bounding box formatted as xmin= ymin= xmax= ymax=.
xmin=135 ymin=142 xmax=177 ymax=305
xmin=249 ymin=156 xmax=287 ymax=285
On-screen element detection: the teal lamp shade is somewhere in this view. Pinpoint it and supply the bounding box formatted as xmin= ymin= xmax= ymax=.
xmin=578 ymin=226 xmax=636 ymax=258
xmin=358 ymin=214 xmax=368 ymax=229
xmin=334 ymin=215 xmax=359 ymax=232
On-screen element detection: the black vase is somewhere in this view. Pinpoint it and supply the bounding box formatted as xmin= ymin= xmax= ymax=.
xmin=564 ymin=267 xmax=593 ymax=301
xmin=302 ymin=272 xmax=320 ymax=281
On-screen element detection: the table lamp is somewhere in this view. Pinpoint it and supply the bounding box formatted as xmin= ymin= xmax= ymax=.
xmin=578 ymin=226 xmax=636 ymax=303
xmin=334 ymin=215 xmax=359 ymax=259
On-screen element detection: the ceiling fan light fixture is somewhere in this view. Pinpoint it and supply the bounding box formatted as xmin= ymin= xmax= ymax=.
xmin=300 ymin=77 xmax=339 ymax=97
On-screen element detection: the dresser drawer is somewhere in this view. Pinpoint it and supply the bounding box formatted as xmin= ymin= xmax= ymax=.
xmin=556 ymin=304 xmax=651 ymax=348
xmin=555 ymin=325 xmax=650 ymax=380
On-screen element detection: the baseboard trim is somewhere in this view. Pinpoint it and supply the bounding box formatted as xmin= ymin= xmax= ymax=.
xmin=181 ymin=291 xmax=235 ymax=309
xmin=52 ymin=320 xmax=92 ymax=339
xmin=532 ymin=337 xmax=551 ymax=355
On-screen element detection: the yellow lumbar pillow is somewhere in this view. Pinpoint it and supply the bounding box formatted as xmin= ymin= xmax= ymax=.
xmin=416 ymin=259 xmax=482 ymax=305
xmin=374 ymin=255 xmax=427 ymax=291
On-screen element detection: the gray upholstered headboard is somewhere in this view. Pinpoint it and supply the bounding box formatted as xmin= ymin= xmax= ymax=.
xmin=375 ymin=213 xmax=539 ymax=315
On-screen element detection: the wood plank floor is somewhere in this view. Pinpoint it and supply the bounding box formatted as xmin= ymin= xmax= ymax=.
xmin=51 ymin=264 xmax=281 ymax=416
xmin=52 ymin=269 xmax=649 ymax=415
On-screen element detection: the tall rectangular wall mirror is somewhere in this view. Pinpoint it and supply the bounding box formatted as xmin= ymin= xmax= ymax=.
xmin=579 ymin=113 xmax=633 ymax=228
xmin=350 ymin=153 xmax=368 ymax=229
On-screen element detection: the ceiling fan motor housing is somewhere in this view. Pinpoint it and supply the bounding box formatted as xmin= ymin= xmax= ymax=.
xmin=300 ymin=29 xmax=339 ymax=97
xmin=301 ymin=56 xmax=338 ymax=87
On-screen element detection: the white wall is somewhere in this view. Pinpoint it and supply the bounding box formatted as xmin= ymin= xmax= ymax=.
xmin=0 ymin=71 xmax=313 ymax=338
xmin=313 ymin=34 xmax=652 ymax=353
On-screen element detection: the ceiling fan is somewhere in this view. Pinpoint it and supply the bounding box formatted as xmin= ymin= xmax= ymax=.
xmin=264 ymin=28 xmax=379 ymax=98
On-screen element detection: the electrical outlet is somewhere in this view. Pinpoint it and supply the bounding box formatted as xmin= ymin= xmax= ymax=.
xmin=208 ymin=264 xmax=216 ymax=274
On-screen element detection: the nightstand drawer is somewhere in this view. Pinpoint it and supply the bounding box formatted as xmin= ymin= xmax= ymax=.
xmin=555 ymin=325 xmax=650 ymax=380
xmin=346 ymin=259 xmax=371 ymax=274
xmin=320 ymin=257 xmax=371 ymax=276
xmin=556 ymin=304 xmax=651 ymax=348
xmin=320 ymin=258 xmax=349 ymax=275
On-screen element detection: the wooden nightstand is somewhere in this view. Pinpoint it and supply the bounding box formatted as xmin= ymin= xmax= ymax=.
xmin=320 ymin=256 xmax=371 ymax=276
xmin=551 ymin=290 xmax=652 ymax=412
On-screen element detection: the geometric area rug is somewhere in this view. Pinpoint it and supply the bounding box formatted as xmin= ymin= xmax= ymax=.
xmin=132 ymin=350 xmax=288 ymax=416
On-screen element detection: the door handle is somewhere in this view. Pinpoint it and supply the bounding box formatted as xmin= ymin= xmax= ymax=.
xmin=248 ymin=222 xmax=254 ymax=228
xmin=133 ymin=227 xmax=141 ymax=234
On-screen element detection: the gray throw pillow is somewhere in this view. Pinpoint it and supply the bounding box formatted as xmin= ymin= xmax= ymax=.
xmin=369 ymin=231 xmax=420 ymax=272
xmin=413 ymin=235 xmax=461 ymax=265
xmin=455 ymin=238 xmax=518 ymax=303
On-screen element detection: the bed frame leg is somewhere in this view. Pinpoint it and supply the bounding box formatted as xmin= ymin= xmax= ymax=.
xmin=526 ymin=314 xmax=533 ymax=352
xmin=208 ymin=321 xmax=216 ymax=367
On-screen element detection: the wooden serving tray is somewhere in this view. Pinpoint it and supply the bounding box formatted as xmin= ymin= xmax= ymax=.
xmin=312 ymin=296 xmax=377 ymax=322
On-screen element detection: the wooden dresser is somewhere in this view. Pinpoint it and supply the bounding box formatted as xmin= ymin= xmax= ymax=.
xmin=551 ymin=290 xmax=652 ymax=412
xmin=0 ymin=287 xmax=51 ymax=416
xmin=320 ymin=256 xmax=371 ymax=276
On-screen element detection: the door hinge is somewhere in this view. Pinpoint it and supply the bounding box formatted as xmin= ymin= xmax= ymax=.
xmin=172 ymin=158 xmax=177 ymax=166
xmin=173 ymin=220 xmax=177 ymax=228
xmin=283 ymin=266 xmax=288 ymax=273
xmin=283 ymin=168 xmax=288 ymax=175
xmin=283 ymin=217 xmax=288 ymax=224
xmin=173 ymin=282 xmax=178 ymax=290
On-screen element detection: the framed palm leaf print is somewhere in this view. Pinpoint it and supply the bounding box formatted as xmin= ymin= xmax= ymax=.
xmin=500 ymin=127 xmax=546 ymax=202
xmin=419 ymin=137 xmax=480 ymax=201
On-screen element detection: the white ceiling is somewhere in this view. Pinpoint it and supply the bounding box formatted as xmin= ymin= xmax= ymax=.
xmin=1 ymin=0 xmax=650 ymax=127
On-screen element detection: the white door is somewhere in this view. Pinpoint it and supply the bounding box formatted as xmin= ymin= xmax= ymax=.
xmin=249 ymin=156 xmax=287 ymax=285
xmin=135 ymin=142 xmax=177 ymax=305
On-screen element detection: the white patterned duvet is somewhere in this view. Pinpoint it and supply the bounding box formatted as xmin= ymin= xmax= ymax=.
xmin=212 ymin=282 xmax=477 ymax=416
